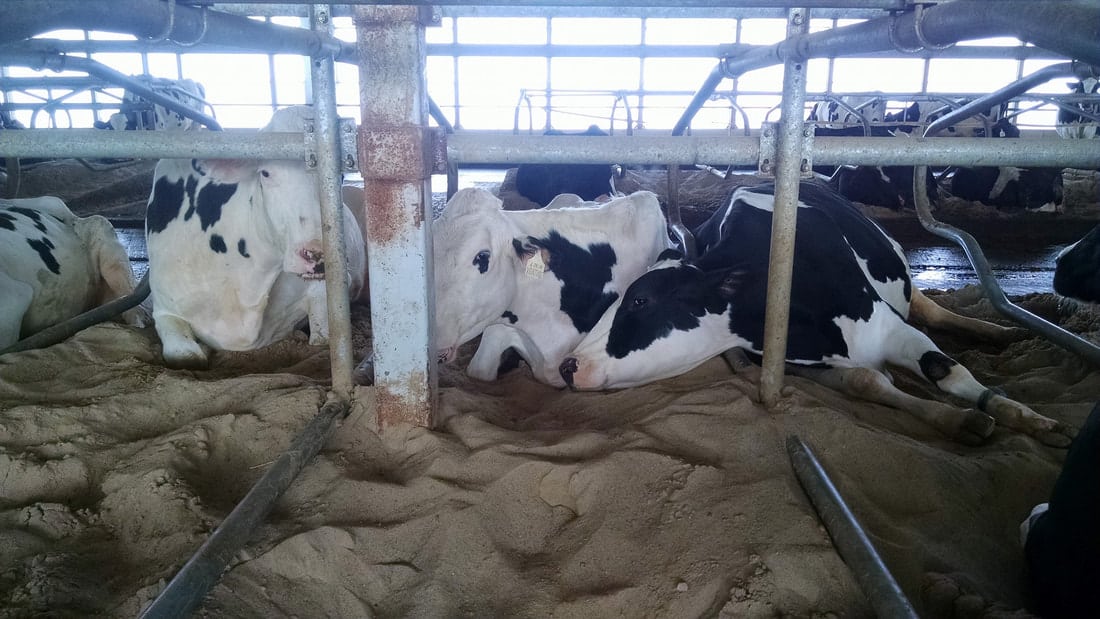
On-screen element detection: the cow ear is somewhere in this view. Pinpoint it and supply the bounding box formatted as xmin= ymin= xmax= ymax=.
xmin=513 ymin=236 xmax=551 ymax=276
xmin=193 ymin=158 xmax=258 ymax=183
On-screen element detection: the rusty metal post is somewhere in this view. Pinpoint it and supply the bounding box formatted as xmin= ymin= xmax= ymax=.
xmin=356 ymin=5 xmax=436 ymax=428
xmin=760 ymin=7 xmax=810 ymax=408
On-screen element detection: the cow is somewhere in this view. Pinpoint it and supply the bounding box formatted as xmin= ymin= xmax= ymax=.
xmin=433 ymin=187 xmax=670 ymax=386
xmin=948 ymin=118 xmax=1065 ymax=212
xmin=95 ymin=76 xmax=209 ymax=132
xmin=514 ymin=125 xmax=615 ymax=207
xmin=1020 ymin=401 xmax=1100 ymax=618
xmin=1053 ymin=223 xmax=1100 ymax=304
xmin=1 ymin=196 xmax=144 ymax=349
xmin=808 ymin=98 xmax=937 ymax=209
xmin=558 ymin=180 xmax=1074 ymax=447
xmin=145 ymin=105 xmax=366 ymax=369
xmin=1056 ymin=77 xmax=1099 ymax=140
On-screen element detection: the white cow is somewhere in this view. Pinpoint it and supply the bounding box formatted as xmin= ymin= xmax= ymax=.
xmin=145 ymin=106 xmax=366 ymax=369
xmin=433 ymin=187 xmax=670 ymax=386
xmin=0 ymin=196 xmax=143 ymax=349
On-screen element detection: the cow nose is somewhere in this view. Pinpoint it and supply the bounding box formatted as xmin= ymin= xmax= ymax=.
xmin=559 ymin=357 xmax=578 ymax=389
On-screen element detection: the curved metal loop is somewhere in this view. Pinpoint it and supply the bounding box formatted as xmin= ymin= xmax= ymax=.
xmin=146 ymin=0 xmax=176 ymax=44
xmin=172 ymin=6 xmax=209 ymax=47
xmin=913 ymin=3 xmax=954 ymax=51
xmin=888 ymin=13 xmax=923 ymax=54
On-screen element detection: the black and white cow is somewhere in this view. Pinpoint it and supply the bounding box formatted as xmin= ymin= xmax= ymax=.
xmin=97 ymin=77 xmax=209 ymax=132
xmin=433 ymin=187 xmax=670 ymax=385
xmin=145 ymin=105 xmax=367 ymax=369
xmin=1020 ymin=401 xmax=1100 ymax=618
xmin=514 ymin=125 xmax=615 ymax=207
xmin=948 ymin=118 xmax=1065 ymax=212
xmin=1056 ymin=77 xmax=1099 ymax=140
xmin=559 ymin=181 xmax=1073 ymax=446
xmin=1 ymin=196 xmax=144 ymax=349
xmin=1053 ymin=223 xmax=1100 ymax=304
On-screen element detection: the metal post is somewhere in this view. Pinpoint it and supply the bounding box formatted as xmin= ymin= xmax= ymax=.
xmin=309 ymin=4 xmax=356 ymax=401
xmin=356 ymin=5 xmax=437 ymax=428
xmin=760 ymin=8 xmax=809 ymax=408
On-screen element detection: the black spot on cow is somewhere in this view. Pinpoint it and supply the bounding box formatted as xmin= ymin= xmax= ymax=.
xmin=918 ymin=350 xmax=957 ymax=383
xmin=1054 ymin=224 xmax=1100 ymax=304
xmin=8 ymin=207 xmax=46 ymax=233
xmin=502 ymin=310 xmax=519 ymax=324
xmin=526 ymin=230 xmax=619 ymax=334
xmin=183 ymin=175 xmax=199 ymax=221
xmin=27 ymin=237 xmax=60 ymax=274
xmin=196 ymin=182 xmax=237 ymax=231
xmin=238 ymin=238 xmax=251 ymax=258
xmin=0 ymin=212 xmax=15 ymax=231
xmin=147 ymin=176 xmax=186 ymax=234
xmin=515 ymin=125 xmax=613 ymax=207
xmin=209 ymin=234 xmax=227 ymax=254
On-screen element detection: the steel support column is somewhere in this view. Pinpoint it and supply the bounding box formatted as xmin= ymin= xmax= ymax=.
xmin=760 ymin=8 xmax=809 ymax=408
xmin=309 ymin=4 xmax=355 ymax=401
xmin=356 ymin=5 xmax=436 ymax=428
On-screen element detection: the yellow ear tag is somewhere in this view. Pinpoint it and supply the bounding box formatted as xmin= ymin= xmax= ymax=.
xmin=525 ymin=251 xmax=546 ymax=279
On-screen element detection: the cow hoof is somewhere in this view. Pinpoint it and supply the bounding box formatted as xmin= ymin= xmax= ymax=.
xmin=1034 ymin=423 xmax=1077 ymax=449
xmin=164 ymin=353 xmax=210 ymax=370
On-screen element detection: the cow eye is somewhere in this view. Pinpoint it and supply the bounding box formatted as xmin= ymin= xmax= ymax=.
xmin=473 ymin=250 xmax=490 ymax=273
xmin=631 ymin=296 xmax=648 ymax=309
xmin=260 ymin=169 xmax=271 ymax=178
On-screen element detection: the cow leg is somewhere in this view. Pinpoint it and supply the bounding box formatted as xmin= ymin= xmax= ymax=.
xmin=467 ymin=324 xmax=549 ymax=383
xmin=0 ymin=275 xmax=33 ymax=349
xmin=788 ymin=364 xmax=995 ymax=445
xmin=883 ymin=322 xmax=1075 ymax=447
xmin=155 ymin=314 xmax=208 ymax=369
xmin=908 ymin=288 xmax=1024 ymax=342
xmin=305 ymin=282 xmax=329 ymax=346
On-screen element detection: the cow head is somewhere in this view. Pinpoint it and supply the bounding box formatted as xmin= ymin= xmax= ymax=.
xmin=433 ymin=188 xmax=546 ymax=364
xmin=559 ymin=252 xmax=743 ymax=390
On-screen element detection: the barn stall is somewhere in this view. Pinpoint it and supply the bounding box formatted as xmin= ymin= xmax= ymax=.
xmin=1 ymin=1 xmax=1099 ymax=617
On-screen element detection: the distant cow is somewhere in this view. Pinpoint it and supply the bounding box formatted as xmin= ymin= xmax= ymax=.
xmin=808 ymin=98 xmax=936 ymax=209
xmin=433 ymin=187 xmax=670 ymax=385
xmin=559 ymin=181 xmax=1072 ymax=446
xmin=1056 ymin=77 xmax=1099 ymax=140
xmin=0 ymin=196 xmax=143 ymax=349
xmin=1053 ymin=224 xmax=1100 ymax=304
xmin=514 ymin=125 xmax=615 ymax=207
xmin=96 ymin=76 xmax=209 ymax=132
xmin=948 ymin=118 xmax=1064 ymax=212
xmin=1020 ymin=401 xmax=1100 ymax=618
xmin=145 ymin=105 xmax=366 ymax=369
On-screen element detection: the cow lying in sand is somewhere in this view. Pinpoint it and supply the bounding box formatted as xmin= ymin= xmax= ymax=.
xmin=145 ymin=105 xmax=366 ymax=369
xmin=1 ymin=196 xmax=143 ymax=349
xmin=433 ymin=188 xmax=670 ymax=386
xmin=559 ymin=181 xmax=1075 ymax=447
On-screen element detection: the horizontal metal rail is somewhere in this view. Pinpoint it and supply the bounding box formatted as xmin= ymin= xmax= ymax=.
xmin=0 ymin=129 xmax=304 ymax=159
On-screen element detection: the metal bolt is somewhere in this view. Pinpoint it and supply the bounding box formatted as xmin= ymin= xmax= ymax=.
xmin=800 ymin=160 xmax=811 ymax=173
xmin=803 ymin=128 xmax=813 ymax=138
xmin=345 ymin=155 xmax=356 ymax=169
xmin=763 ymin=128 xmax=774 ymax=138
xmin=305 ymin=122 xmax=315 ymax=134
xmin=343 ymin=122 xmax=353 ymax=134
xmin=792 ymin=13 xmax=804 ymax=25
xmin=317 ymin=12 xmax=329 ymax=25
xmin=307 ymin=154 xmax=318 ymax=168
xmin=761 ymin=162 xmax=774 ymax=174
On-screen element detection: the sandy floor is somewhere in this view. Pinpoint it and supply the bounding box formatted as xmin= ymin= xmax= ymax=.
xmin=0 ymin=290 xmax=1097 ymax=617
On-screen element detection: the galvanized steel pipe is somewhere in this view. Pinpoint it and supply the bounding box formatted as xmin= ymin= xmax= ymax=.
xmin=787 ymin=435 xmax=920 ymax=619
xmin=309 ymin=4 xmax=356 ymax=401
xmin=760 ymin=8 xmax=810 ymax=409
xmin=912 ymin=167 xmax=1100 ymax=368
xmin=0 ymin=129 xmax=303 ymax=160
xmin=445 ymin=134 xmax=1100 ymax=169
